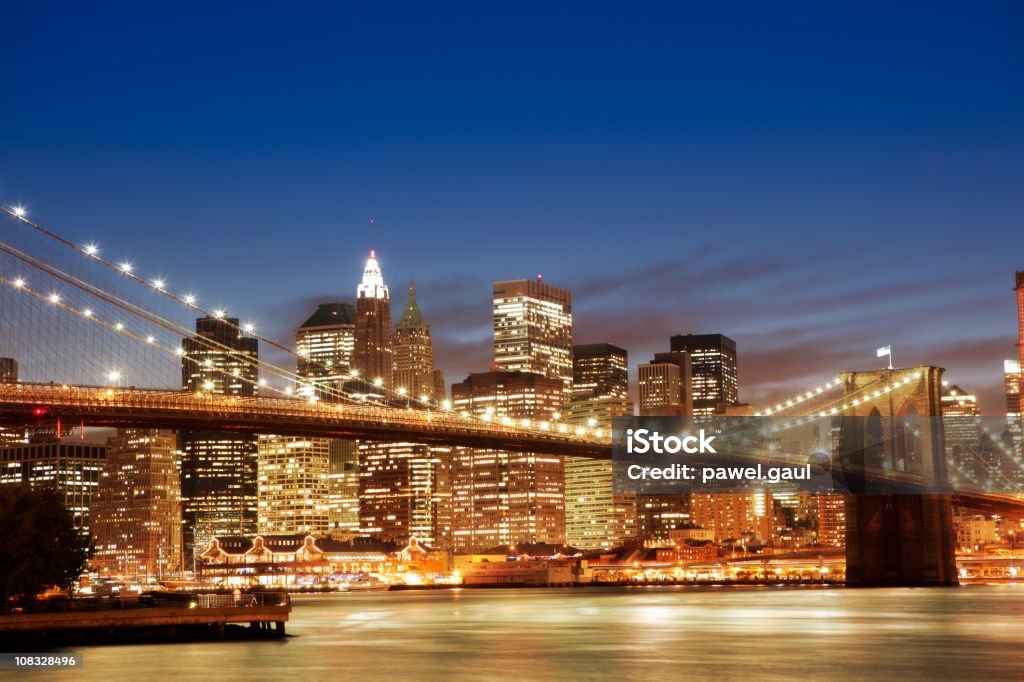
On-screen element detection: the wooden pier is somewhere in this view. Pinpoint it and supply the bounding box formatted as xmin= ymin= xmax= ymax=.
xmin=0 ymin=593 xmax=291 ymax=642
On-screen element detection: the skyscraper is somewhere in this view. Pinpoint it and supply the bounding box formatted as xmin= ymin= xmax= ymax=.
xmin=294 ymin=302 xmax=362 ymax=536
xmin=493 ymin=277 xmax=573 ymax=402
xmin=572 ymin=343 xmax=628 ymax=401
xmin=181 ymin=316 xmax=259 ymax=396
xmin=1005 ymin=360 xmax=1023 ymax=452
xmin=354 ymin=250 xmax=393 ymax=389
xmin=669 ymin=333 xmax=738 ymax=415
xmin=565 ymin=342 xmax=635 ymax=550
xmin=393 ymin=278 xmax=443 ymax=400
xmin=295 ymin=303 xmax=357 ymax=393
xmin=638 ymin=351 xmax=693 ymax=416
xmin=450 ymin=371 xmax=565 ymax=551
xmin=91 ymin=429 xmax=183 ymax=579
xmin=180 ymin=316 xmax=259 ymax=556
xmin=358 ymin=441 xmax=451 ymax=547
xmin=942 ymin=384 xmax=983 ymax=481
xmin=1007 ymin=271 xmax=1024 ymax=454
xmin=359 ymin=279 xmax=451 ymax=546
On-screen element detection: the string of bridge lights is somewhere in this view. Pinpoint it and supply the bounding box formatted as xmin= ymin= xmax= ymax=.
xmin=759 ymin=372 xmax=927 ymax=432
xmin=2 ymin=202 xmax=419 ymax=402
xmin=2 ymin=203 xmax=608 ymax=441
xmin=756 ymin=377 xmax=844 ymax=416
xmin=5 ymin=268 xmax=604 ymax=438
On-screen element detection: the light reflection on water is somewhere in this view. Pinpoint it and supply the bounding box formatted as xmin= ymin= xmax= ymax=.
xmin=26 ymin=585 xmax=1024 ymax=681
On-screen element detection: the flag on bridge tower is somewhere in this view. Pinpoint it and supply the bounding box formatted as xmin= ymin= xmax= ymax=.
xmin=876 ymin=345 xmax=893 ymax=370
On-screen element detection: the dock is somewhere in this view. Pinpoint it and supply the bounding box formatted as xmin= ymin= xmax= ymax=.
xmin=0 ymin=592 xmax=291 ymax=643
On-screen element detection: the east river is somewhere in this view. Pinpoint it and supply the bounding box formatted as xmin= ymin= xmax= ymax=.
xmin=15 ymin=585 xmax=1024 ymax=680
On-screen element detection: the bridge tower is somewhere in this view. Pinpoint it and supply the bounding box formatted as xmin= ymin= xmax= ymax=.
xmin=839 ymin=366 xmax=957 ymax=586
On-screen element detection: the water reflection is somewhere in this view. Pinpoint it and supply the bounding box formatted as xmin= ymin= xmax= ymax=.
xmin=41 ymin=585 xmax=1024 ymax=681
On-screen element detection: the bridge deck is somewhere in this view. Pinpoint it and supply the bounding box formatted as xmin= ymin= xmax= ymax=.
xmin=0 ymin=383 xmax=611 ymax=458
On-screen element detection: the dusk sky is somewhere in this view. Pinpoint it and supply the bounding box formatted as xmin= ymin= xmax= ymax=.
xmin=2 ymin=2 xmax=1023 ymax=412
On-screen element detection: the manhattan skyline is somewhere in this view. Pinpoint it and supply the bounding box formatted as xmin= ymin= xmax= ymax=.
xmin=2 ymin=2 xmax=1022 ymax=410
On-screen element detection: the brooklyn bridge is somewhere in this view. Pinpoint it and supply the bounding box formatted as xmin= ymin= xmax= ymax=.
xmin=2 ymin=202 xmax=1023 ymax=587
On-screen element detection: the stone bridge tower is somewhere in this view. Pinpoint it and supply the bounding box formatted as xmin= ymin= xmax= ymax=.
xmin=839 ymin=366 xmax=957 ymax=586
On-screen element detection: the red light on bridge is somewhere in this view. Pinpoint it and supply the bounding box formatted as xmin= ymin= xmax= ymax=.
xmin=33 ymin=406 xmax=50 ymax=417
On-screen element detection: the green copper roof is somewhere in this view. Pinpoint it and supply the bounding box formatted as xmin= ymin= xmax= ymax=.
xmin=398 ymin=277 xmax=427 ymax=328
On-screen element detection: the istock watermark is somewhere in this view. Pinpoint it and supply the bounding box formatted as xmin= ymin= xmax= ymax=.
xmin=611 ymin=416 xmax=1024 ymax=496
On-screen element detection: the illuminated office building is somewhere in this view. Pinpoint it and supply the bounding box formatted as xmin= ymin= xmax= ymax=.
xmin=565 ymin=398 xmax=635 ymax=550
xmin=354 ymin=250 xmax=393 ymax=389
xmin=572 ymin=343 xmax=628 ymax=401
xmin=565 ymin=343 xmax=635 ymax=550
xmin=257 ymin=435 xmax=331 ymax=536
xmin=1006 ymin=360 xmax=1023 ymax=453
xmin=181 ymin=316 xmax=258 ymax=396
xmin=450 ymin=371 xmax=565 ymax=551
xmin=393 ymin=278 xmax=444 ymax=400
xmin=638 ymin=351 xmax=692 ymax=416
xmin=295 ymin=303 xmax=356 ymax=394
xmin=1007 ymin=271 xmax=1024 ymax=453
xmin=493 ymin=277 xmax=573 ymax=402
xmin=0 ymin=441 xmax=106 ymax=536
xmin=816 ymin=495 xmax=846 ymax=548
xmin=669 ymin=333 xmax=738 ymax=414
xmin=358 ymin=441 xmax=451 ymax=547
xmin=942 ymin=384 xmax=983 ymax=481
xmin=91 ymin=429 xmax=183 ymax=579
xmin=690 ymin=493 xmax=773 ymax=544
xmin=327 ymin=439 xmax=360 ymax=535
xmin=180 ymin=316 xmax=259 ymax=556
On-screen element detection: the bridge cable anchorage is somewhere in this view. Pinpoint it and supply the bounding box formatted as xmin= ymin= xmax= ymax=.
xmin=0 ymin=204 xmax=607 ymax=441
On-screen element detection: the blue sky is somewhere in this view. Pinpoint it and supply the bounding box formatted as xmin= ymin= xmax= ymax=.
xmin=2 ymin=1 xmax=1022 ymax=411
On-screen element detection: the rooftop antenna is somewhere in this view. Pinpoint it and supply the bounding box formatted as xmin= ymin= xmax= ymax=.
xmin=369 ymin=217 xmax=376 ymax=257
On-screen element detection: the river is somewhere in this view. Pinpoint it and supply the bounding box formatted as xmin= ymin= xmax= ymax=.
xmin=14 ymin=585 xmax=1024 ymax=680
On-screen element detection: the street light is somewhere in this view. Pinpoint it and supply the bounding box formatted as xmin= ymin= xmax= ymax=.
xmin=107 ymin=370 xmax=122 ymax=386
